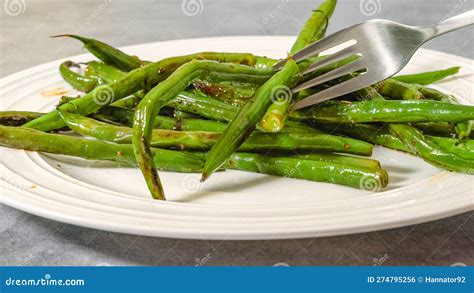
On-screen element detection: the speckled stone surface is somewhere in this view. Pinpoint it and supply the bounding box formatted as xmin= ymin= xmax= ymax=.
xmin=1 ymin=0 xmax=473 ymax=266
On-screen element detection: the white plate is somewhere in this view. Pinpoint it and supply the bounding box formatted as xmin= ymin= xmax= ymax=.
xmin=0 ymin=36 xmax=473 ymax=240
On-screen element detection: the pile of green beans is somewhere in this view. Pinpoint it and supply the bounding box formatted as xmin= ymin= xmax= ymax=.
xmin=1 ymin=0 xmax=473 ymax=200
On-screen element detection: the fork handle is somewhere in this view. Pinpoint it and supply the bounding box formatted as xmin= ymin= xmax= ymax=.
xmin=422 ymin=10 xmax=474 ymax=40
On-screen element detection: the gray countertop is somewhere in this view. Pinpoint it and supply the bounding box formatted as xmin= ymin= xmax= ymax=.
xmin=1 ymin=0 xmax=473 ymax=266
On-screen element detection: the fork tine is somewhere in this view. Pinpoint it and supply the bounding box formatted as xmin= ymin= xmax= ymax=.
xmin=273 ymin=28 xmax=354 ymax=70
xmin=291 ymin=75 xmax=374 ymax=110
xmin=302 ymin=45 xmax=359 ymax=75
xmin=292 ymin=59 xmax=364 ymax=93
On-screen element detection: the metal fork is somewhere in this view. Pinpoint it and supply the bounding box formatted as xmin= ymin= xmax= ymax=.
xmin=274 ymin=10 xmax=474 ymax=110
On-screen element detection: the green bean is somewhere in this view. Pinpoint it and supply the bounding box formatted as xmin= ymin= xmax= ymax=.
xmin=372 ymin=79 xmax=471 ymax=141
xmin=314 ymin=122 xmax=413 ymax=154
xmin=96 ymin=105 xmax=318 ymax=135
xmin=0 ymin=111 xmax=44 ymax=126
xmin=52 ymin=34 xmax=147 ymax=71
xmin=292 ymin=153 xmax=381 ymax=170
xmin=112 ymin=94 xmax=144 ymax=109
xmin=414 ymin=122 xmax=454 ymax=136
xmin=60 ymin=60 xmax=144 ymax=109
xmin=412 ymin=122 xmax=474 ymax=138
xmin=85 ymin=61 xmax=127 ymax=83
xmin=393 ymin=67 xmax=460 ymax=85
xmin=226 ymin=153 xmax=388 ymax=190
xmin=168 ymin=91 xmax=239 ymax=122
xmin=418 ymin=86 xmax=472 ymax=140
xmin=285 ymin=120 xmax=324 ymax=134
xmin=192 ymin=80 xmax=256 ymax=105
xmin=83 ymin=61 xmax=147 ymax=108
xmin=57 ymin=95 xmax=77 ymax=107
xmin=59 ymin=61 xmax=99 ymax=92
xmin=157 ymin=117 xmax=227 ymax=132
xmin=61 ymin=111 xmax=372 ymax=155
xmin=290 ymin=0 xmax=336 ymax=53
xmin=24 ymin=52 xmax=270 ymax=132
xmin=318 ymin=122 xmax=474 ymax=161
xmin=82 ymin=80 xmax=240 ymax=122
xmin=258 ymin=101 xmax=290 ymax=133
xmin=241 ymin=132 xmax=371 ymax=154
xmin=389 ymin=124 xmax=474 ymax=174
xmin=93 ymin=106 xmax=135 ymax=125
xmin=172 ymin=109 xmax=200 ymax=120
xmin=170 ymin=92 xmax=323 ymax=133
xmin=95 ymin=106 xmax=227 ymax=132
xmin=62 ymin=93 xmax=142 ymax=111
xmin=133 ymin=60 xmax=274 ymax=199
xmin=417 ymin=86 xmax=452 ymax=101
xmin=56 ymin=35 xmax=283 ymax=72
xmin=0 ymin=125 xmax=385 ymax=189
xmin=260 ymin=0 xmax=337 ymax=132
xmin=358 ymin=85 xmax=474 ymax=171
xmin=429 ymin=136 xmax=474 ymax=161
xmin=202 ymin=60 xmax=301 ymax=181
xmin=0 ymin=125 xmax=204 ymax=172
xmin=375 ymin=79 xmax=424 ymax=100
xmin=373 ymin=79 xmax=472 ymax=140
xmin=352 ymin=84 xmax=385 ymax=101
xmin=10 ymin=5 xmax=474 ymax=196
xmin=295 ymin=100 xmax=474 ymax=123
xmin=61 ymin=111 xmax=218 ymax=150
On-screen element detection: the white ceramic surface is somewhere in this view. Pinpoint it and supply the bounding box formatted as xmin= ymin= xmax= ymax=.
xmin=0 ymin=36 xmax=473 ymax=240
